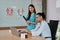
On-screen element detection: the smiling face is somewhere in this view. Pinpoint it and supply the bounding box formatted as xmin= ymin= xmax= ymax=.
xmin=28 ymin=6 xmax=34 ymax=13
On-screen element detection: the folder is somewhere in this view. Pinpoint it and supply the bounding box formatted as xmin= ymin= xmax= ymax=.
xmin=23 ymin=16 xmax=27 ymax=21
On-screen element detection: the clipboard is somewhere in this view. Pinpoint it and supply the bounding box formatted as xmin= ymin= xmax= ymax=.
xmin=23 ymin=16 xmax=27 ymax=21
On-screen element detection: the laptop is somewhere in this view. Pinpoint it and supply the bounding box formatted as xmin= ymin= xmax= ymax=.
xmin=10 ymin=27 xmax=20 ymax=37
xmin=10 ymin=27 xmax=28 ymax=38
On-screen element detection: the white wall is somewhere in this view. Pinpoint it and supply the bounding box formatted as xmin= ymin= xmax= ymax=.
xmin=0 ymin=0 xmax=31 ymax=27
xmin=0 ymin=0 xmax=42 ymax=27
xmin=46 ymin=0 xmax=60 ymax=22
xmin=56 ymin=8 xmax=60 ymax=20
xmin=56 ymin=0 xmax=60 ymax=20
xmin=31 ymin=0 xmax=42 ymax=13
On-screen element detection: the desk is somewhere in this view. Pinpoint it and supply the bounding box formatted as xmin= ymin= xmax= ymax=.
xmin=0 ymin=26 xmax=26 ymax=30
xmin=0 ymin=30 xmax=45 ymax=40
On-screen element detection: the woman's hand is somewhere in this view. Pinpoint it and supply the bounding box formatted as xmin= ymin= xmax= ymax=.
xmin=26 ymin=21 xmax=39 ymax=25
xmin=31 ymin=22 xmax=39 ymax=24
xmin=31 ymin=22 xmax=36 ymax=24
xmin=26 ymin=21 xmax=31 ymax=24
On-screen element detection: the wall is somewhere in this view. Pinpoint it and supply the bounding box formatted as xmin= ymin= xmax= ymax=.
xmin=0 ymin=0 xmax=42 ymax=27
xmin=46 ymin=0 xmax=60 ymax=22
xmin=0 ymin=0 xmax=31 ymax=27
xmin=31 ymin=0 xmax=42 ymax=13
xmin=56 ymin=0 xmax=60 ymax=20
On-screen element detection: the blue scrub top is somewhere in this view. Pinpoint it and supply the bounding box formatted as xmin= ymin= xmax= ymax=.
xmin=25 ymin=13 xmax=36 ymax=31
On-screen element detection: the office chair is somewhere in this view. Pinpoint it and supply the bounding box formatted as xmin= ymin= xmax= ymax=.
xmin=48 ymin=20 xmax=59 ymax=40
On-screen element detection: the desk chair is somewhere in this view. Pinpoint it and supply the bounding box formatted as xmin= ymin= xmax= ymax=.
xmin=48 ymin=20 xmax=59 ymax=40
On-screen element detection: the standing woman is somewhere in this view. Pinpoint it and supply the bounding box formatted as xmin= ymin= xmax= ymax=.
xmin=23 ymin=4 xmax=36 ymax=31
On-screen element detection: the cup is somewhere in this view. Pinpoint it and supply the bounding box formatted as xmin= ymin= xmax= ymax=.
xmin=21 ymin=33 xmax=27 ymax=39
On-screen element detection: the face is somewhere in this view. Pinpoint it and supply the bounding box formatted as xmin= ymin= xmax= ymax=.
xmin=29 ymin=6 xmax=34 ymax=13
xmin=36 ymin=15 xmax=42 ymax=22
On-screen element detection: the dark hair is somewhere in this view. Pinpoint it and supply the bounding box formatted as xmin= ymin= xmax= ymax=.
xmin=36 ymin=12 xmax=46 ymax=20
xmin=27 ymin=4 xmax=36 ymax=20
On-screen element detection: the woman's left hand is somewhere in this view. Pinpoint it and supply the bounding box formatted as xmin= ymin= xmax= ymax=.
xmin=26 ymin=21 xmax=31 ymax=24
xmin=31 ymin=22 xmax=37 ymax=24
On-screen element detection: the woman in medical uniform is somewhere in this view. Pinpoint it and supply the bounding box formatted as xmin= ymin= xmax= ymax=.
xmin=24 ymin=4 xmax=36 ymax=31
